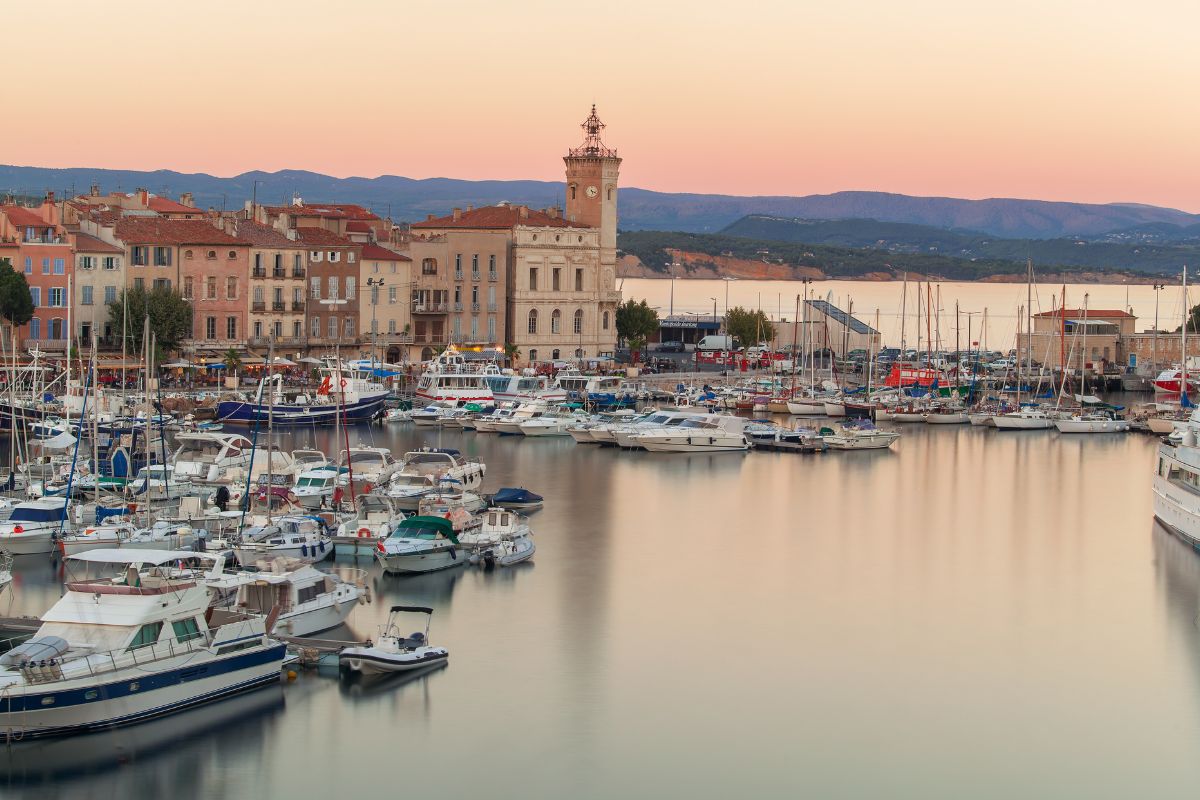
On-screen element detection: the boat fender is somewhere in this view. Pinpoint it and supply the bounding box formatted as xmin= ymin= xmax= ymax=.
xmin=358 ymin=527 xmax=371 ymax=538
xmin=319 ymin=541 xmax=326 ymax=553
xmin=301 ymin=543 xmax=309 ymax=557
xmin=449 ymin=547 xmax=457 ymax=560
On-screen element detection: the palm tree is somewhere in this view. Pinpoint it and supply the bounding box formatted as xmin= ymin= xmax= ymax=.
xmin=222 ymin=347 xmax=242 ymax=377
xmin=503 ymin=343 xmax=522 ymax=369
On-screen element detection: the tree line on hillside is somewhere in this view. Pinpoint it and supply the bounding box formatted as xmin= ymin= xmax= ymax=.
xmin=617 ymin=230 xmax=1154 ymax=281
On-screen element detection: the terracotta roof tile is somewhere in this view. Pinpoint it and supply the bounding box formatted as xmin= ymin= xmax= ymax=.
xmin=72 ymin=232 xmax=124 ymax=254
xmin=294 ymin=226 xmax=357 ymax=247
xmin=411 ymin=204 xmax=578 ymax=230
xmin=266 ymin=203 xmax=379 ymax=221
xmin=234 ymin=220 xmax=303 ymax=248
xmin=114 ymin=218 xmax=248 ymax=246
xmin=360 ymin=243 xmax=410 ymax=261
xmin=0 ymin=206 xmax=50 ymax=228
xmin=147 ymin=196 xmax=199 ymax=214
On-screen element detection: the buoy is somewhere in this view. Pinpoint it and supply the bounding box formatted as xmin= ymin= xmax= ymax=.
xmin=286 ymin=670 xmax=297 ymax=681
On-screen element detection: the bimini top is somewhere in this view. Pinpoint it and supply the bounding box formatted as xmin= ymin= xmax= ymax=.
xmin=68 ymin=549 xmax=219 ymax=565
xmin=397 ymin=516 xmax=458 ymax=543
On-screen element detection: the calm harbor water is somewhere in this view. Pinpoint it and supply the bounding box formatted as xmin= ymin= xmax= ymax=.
xmin=625 ymin=277 xmax=1190 ymax=349
xmin=3 ymin=420 xmax=1200 ymax=798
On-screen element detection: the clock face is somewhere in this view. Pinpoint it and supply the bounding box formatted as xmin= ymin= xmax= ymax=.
xmin=585 ymin=185 xmax=598 ymax=198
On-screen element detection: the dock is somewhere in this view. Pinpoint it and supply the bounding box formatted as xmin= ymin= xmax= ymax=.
xmin=275 ymin=634 xmax=369 ymax=668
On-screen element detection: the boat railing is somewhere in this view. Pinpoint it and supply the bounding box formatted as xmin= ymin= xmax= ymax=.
xmin=14 ymin=628 xmax=220 ymax=685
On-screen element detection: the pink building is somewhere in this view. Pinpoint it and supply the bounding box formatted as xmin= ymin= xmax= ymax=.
xmin=0 ymin=197 xmax=73 ymax=351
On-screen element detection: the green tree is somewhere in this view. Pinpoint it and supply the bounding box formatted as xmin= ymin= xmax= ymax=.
xmin=222 ymin=348 xmax=242 ymax=376
xmin=503 ymin=342 xmax=522 ymax=369
xmin=108 ymin=285 xmax=192 ymax=354
xmin=0 ymin=259 xmax=34 ymax=328
xmin=1179 ymin=304 xmax=1200 ymax=333
xmin=615 ymin=299 xmax=660 ymax=362
xmin=725 ymin=306 xmax=774 ymax=348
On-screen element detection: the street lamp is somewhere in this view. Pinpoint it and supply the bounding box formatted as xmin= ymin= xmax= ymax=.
xmin=1153 ymin=282 xmax=1166 ymax=371
xmin=663 ymin=261 xmax=680 ymax=318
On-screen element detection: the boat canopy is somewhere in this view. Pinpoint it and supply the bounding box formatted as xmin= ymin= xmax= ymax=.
xmin=397 ymin=515 xmax=458 ymax=543
xmin=68 ymin=548 xmax=218 ymax=565
xmin=10 ymin=503 xmax=68 ymax=523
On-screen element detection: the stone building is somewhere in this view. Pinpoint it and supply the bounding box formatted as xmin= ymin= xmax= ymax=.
xmin=1018 ymin=308 xmax=1135 ymax=369
xmin=358 ymin=242 xmax=413 ymax=363
xmin=71 ymin=231 xmax=124 ymax=348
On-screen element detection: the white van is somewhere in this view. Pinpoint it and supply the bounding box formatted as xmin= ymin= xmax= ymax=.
xmin=697 ymin=335 xmax=733 ymax=352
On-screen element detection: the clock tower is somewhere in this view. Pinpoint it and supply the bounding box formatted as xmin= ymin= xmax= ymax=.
xmin=564 ymin=105 xmax=620 ymax=253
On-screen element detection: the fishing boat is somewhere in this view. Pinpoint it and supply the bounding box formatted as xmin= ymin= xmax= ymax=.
xmin=207 ymin=558 xmax=365 ymax=637
xmin=218 ymin=367 xmax=389 ymax=425
xmin=0 ymin=549 xmax=285 ymax=741
xmin=0 ymin=497 xmax=69 ymax=555
xmin=375 ymin=515 xmax=464 ymax=574
xmin=338 ymin=605 xmax=448 ymax=676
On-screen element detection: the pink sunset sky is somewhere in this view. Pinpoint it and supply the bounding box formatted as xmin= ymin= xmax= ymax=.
xmin=9 ymin=0 xmax=1199 ymax=209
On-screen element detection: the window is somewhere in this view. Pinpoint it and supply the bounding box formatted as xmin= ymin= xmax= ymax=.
xmin=184 ymin=249 xmax=193 ymax=260
xmin=371 ymin=285 xmax=379 ymax=305
xmin=226 ymin=276 xmax=237 ymax=300
xmin=226 ymin=317 xmax=237 ymax=339
xmin=470 ymin=316 xmax=478 ymax=341
xmin=133 ymin=277 xmax=144 ymax=291
xmin=488 ymin=286 xmax=496 ymax=309
xmin=293 ymin=287 xmax=302 ymax=305
xmin=273 ymin=321 xmax=283 ymax=338
xmin=529 ymin=268 xmax=538 ymax=291
xmin=422 ymin=258 xmax=437 ymax=275
xmin=41 ymin=257 xmax=49 ymax=274
xmin=347 ymin=251 xmax=355 ymax=263
xmin=153 ymin=278 xmax=169 ymax=291
xmin=206 ymin=250 xmax=216 ymax=260
xmin=294 ymin=253 xmax=302 ymax=272
xmin=574 ymin=309 xmax=583 ymax=334
xmin=206 ymin=276 xmax=217 ymax=299
xmin=328 ymin=316 xmax=337 ymax=338
xmin=253 ymin=286 xmax=264 ymax=304
xmin=488 ymin=316 xmax=496 ymax=341
xmin=528 ymin=309 xmax=538 ymax=334
xmin=131 ymin=247 xmax=148 ymax=266
xmin=171 ymin=618 xmax=203 ymax=643
xmin=471 ymin=285 xmax=478 ymax=304
xmin=575 ymin=269 xmax=583 ymax=291
xmin=128 ymin=622 xmax=162 ymax=651
xmin=346 ymin=277 xmax=355 ymax=299
xmin=489 ymin=255 xmax=496 ymax=273
xmin=80 ymin=256 xmax=95 ymax=270
xmin=273 ymin=287 xmax=283 ymax=305
xmin=23 ymin=257 xmax=30 ymax=274
xmin=293 ymin=320 xmax=302 ymax=338
xmin=273 ymin=253 xmax=282 ymax=272
xmin=183 ymin=277 xmax=193 ymax=300
xmin=389 ymin=261 xmax=396 ymax=274
xmin=253 ymin=320 xmax=263 ymax=338
xmin=344 ymin=318 xmax=354 ymax=337
xmin=529 ymin=348 xmax=538 ymax=362
xmin=328 ymin=276 xmax=338 ymax=298
xmin=311 ymin=316 xmax=321 ymax=337
xmin=227 ymin=250 xmax=237 ymax=260
xmin=551 ymin=309 xmax=562 ymax=334
xmin=455 ymin=254 xmax=462 ymax=273
xmin=82 ymin=285 xmax=94 ymax=306
xmin=602 ymin=311 xmax=610 ymax=330
xmin=328 ymin=251 xmax=340 ymax=263
xmin=104 ymin=285 xmax=116 ymax=304
xmin=310 ymin=277 xmax=321 ymax=299
xmin=472 ymin=254 xmax=479 ymax=279
xmin=570 ymin=184 xmax=576 ymax=200
xmin=29 ymin=287 xmax=40 ymax=307
xmin=152 ymin=247 xmax=171 ymax=267
xmin=453 ymin=316 xmax=461 ymax=339
xmin=310 ymin=250 xmax=323 ymax=263
xmin=103 ymin=256 xmax=117 ymax=270
xmin=206 ymin=317 xmax=216 ymax=339
xmin=454 ymin=286 xmax=461 ymax=305
xmin=552 ymin=349 xmax=560 ymax=360
xmin=388 ymin=319 xmax=396 ymax=333
xmin=553 ymin=269 xmax=561 ymax=291
xmin=253 ymin=253 xmax=263 ymax=271
xmin=29 ymin=318 xmax=39 ymax=339
xmin=388 ymin=286 xmax=397 ymax=304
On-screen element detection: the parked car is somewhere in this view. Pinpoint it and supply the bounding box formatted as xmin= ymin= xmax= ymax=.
xmin=658 ymin=340 xmax=685 ymax=353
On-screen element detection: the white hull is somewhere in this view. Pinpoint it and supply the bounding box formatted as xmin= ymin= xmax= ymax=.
xmin=233 ymin=541 xmax=332 ymax=566
xmin=925 ymin=412 xmax=970 ymax=424
xmin=377 ymin=548 xmax=466 ymax=574
xmin=787 ymin=400 xmax=826 ymax=415
xmin=1148 ymin=417 xmax=1182 ymax=434
xmin=991 ymin=415 xmax=1055 ymax=430
xmin=272 ymin=597 xmax=359 ymax=637
xmin=1155 ymin=471 xmax=1200 ymax=546
xmin=1054 ymin=419 xmax=1131 ymax=434
xmin=891 ymin=412 xmax=926 ymax=423
xmin=823 ymin=402 xmax=846 ymax=417
xmin=568 ymin=427 xmax=597 ymax=443
xmin=968 ymin=413 xmax=996 ymax=427
xmin=637 ymin=438 xmax=749 ymax=453
xmin=340 ymin=647 xmax=448 ymax=675
xmin=0 ymin=529 xmax=57 ymax=555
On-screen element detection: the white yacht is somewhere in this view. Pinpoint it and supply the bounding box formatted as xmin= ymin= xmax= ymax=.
xmin=611 ymin=410 xmax=699 ymax=449
xmin=292 ymin=464 xmax=342 ymax=509
xmin=233 ymin=516 xmax=333 ymax=565
xmin=1054 ymin=413 xmax=1130 ymax=434
xmin=631 ymin=414 xmax=751 ymax=453
xmin=489 ymin=401 xmax=550 ymax=435
xmin=459 ymin=508 xmax=536 ymax=567
xmin=172 ymin=433 xmax=255 ymax=484
xmin=991 ymin=406 xmax=1056 ymax=430
xmin=0 ymin=497 xmax=70 ymax=555
xmin=1154 ymin=418 xmax=1200 ymax=545
xmin=338 ymin=606 xmax=448 ymax=676
xmin=338 ymin=446 xmax=400 ymax=489
xmin=58 ymin=521 xmax=139 ymax=556
xmin=0 ymin=549 xmax=285 ymax=741
xmin=822 ymin=423 xmax=901 ymax=450
xmin=376 ymin=515 xmax=466 ymax=574
xmin=333 ymin=494 xmax=406 ymax=556
xmin=206 ymin=558 xmax=364 ymax=637
xmin=384 ymin=448 xmax=486 ymax=511
xmin=519 ymin=406 xmax=587 ymax=437
xmin=414 ymin=345 xmax=495 ymax=406
xmin=482 ymin=371 xmax=568 ymax=405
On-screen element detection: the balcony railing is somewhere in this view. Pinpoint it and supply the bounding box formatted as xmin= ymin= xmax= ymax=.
xmin=248 ymin=336 xmax=269 ymax=347
xmin=601 ymin=290 xmax=622 ymax=302
xmin=470 ymin=303 xmax=481 ymax=313
xmin=412 ymin=303 xmax=448 ymax=314
xmin=273 ymin=269 xmax=287 ymax=278
xmin=453 ymin=302 xmax=464 ymax=312
xmin=471 ymin=272 xmax=480 ymax=282
xmin=252 ymin=267 xmax=267 ymax=278
xmin=292 ymin=301 xmax=305 ymax=311
xmin=23 ymin=338 xmax=67 ymax=351
xmin=454 ymin=270 xmax=464 ymax=281
xmin=272 ymin=302 xmax=285 ymax=312
xmin=488 ymin=271 xmax=498 ymax=282
xmin=487 ymin=302 xmax=497 ymax=312
xmin=251 ymin=301 xmax=266 ymax=311
xmin=292 ymin=268 xmax=305 ymax=278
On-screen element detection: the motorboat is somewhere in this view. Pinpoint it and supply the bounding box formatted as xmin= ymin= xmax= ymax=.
xmin=519 ymin=405 xmax=587 ymax=437
xmin=0 ymin=497 xmax=69 ymax=555
xmin=610 ymin=410 xmax=699 ymax=449
xmin=338 ymin=605 xmax=448 ymax=676
xmin=233 ymin=515 xmax=333 ymax=565
xmin=1154 ymin=415 xmax=1200 ymax=544
xmin=489 ymin=487 xmax=544 ymax=511
xmin=411 ymin=402 xmax=456 ymax=427
xmin=417 ymin=484 xmax=486 ymax=534
xmin=333 ymin=494 xmax=405 ymax=556
xmin=489 ymin=401 xmax=550 ymax=435
xmin=375 ymin=515 xmax=465 ymax=574
xmin=821 ymin=421 xmax=901 ymax=450
xmin=218 ymin=367 xmax=389 ymax=425
xmin=414 ymin=345 xmax=496 ymax=406
xmin=0 ymin=549 xmax=285 ymax=741
xmin=631 ymin=414 xmax=751 ymax=453
xmin=387 ymin=448 xmax=486 ymax=500
xmin=1152 ymin=368 xmax=1200 ymax=396
xmin=126 ymin=464 xmax=189 ymax=501
xmin=338 ymin=446 xmax=400 ymax=489
xmin=460 ymin=508 xmax=536 ymax=568
xmin=383 ymin=407 xmax=412 ymax=424
xmin=384 ymin=473 xmax=442 ymax=511
xmin=292 ymin=464 xmax=342 ymax=509
xmin=482 ymin=371 xmax=568 ymax=405
xmin=207 ymin=557 xmax=365 ymax=637
xmin=172 ymin=433 xmax=255 ymax=484
xmin=58 ymin=521 xmax=138 ymax=556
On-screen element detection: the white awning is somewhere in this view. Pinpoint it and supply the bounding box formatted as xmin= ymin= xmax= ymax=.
xmin=67 ymin=549 xmax=218 ymax=565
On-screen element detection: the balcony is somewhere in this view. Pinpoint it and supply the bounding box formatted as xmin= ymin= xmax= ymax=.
xmin=453 ymin=302 xmax=464 ymax=312
xmin=487 ymin=302 xmax=498 ymax=312
xmin=292 ymin=268 xmax=305 ymax=278
xmin=272 ymin=302 xmax=286 ymax=312
xmin=412 ymin=303 xmax=448 ymax=315
xmin=23 ymin=338 xmax=67 ymax=351
xmin=601 ymin=290 xmax=622 ymax=302
xmin=251 ymin=301 xmax=266 ymax=311
xmin=454 ymin=270 xmax=464 ymax=281
xmin=292 ymin=301 xmax=305 ymax=312
xmin=252 ymin=267 xmax=267 ymax=278
xmin=273 ymin=269 xmax=287 ymax=279
xmin=248 ymin=336 xmax=269 ymax=347
xmin=470 ymin=303 xmax=481 ymax=313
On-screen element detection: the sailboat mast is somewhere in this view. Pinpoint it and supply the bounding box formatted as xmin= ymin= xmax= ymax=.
xmin=92 ymin=336 xmax=99 ymax=507
xmin=900 ymin=272 xmax=908 ymax=354
xmin=266 ymin=339 xmax=274 ymax=525
xmin=790 ymin=294 xmax=800 ymax=396
xmin=65 ymin=274 xmax=71 ymax=432
xmin=1182 ymin=266 xmax=1189 ymax=405
xmin=1025 ymin=257 xmax=1033 ymax=390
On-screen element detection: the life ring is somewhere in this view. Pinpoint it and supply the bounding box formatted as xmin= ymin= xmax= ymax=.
xmin=357 ymin=527 xmax=371 ymax=538
xmin=340 ymin=378 xmax=348 ymax=389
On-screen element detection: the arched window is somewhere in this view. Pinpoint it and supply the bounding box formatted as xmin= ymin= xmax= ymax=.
xmin=551 ymin=309 xmax=561 ymax=334
xmin=422 ymin=258 xmax=437 ymax=275
xmin=527 ymin=309 xmax=538 ymax=334
xmin=184 ymin=249 xmax=193 ymax=259
xmin=206 ymin=250 xmax=216 ymax=260
xmin=569 ymin=184 xmax=576 ymax=200
xmin=602 ymin=311 xmax=610 ymax=330
xmin=573 ymin=309 xmax=583 ymax=334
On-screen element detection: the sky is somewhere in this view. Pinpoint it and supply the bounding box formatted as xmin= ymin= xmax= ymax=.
xmin=7 ymin=0 xmax=1200 ymax=209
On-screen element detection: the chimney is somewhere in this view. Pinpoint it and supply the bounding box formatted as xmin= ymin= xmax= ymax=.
xmin=89 ymin=183 xmax=100 ymax=197
xmin=519 ymin=205 xmax=529 ymax=220
xmin=466 ymin=204 xmax=474 ymax=212
xmin=180 ymin=192 xmax=194 ymax=208
xmin=426 ymin=213 xmax=435 ymax=221
xmin=136 ymin=187 xmax=149 ymax=207
xmin=546 ymin=207 xmax=558 ymax=219
xmin=452 ymin=208 xmax=462 ymax=221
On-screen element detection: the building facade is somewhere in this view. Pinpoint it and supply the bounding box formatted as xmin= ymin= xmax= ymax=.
xmin=298 ymin=227 xmax=363 ymax=353
xmin=72 ymin=231 xmax=124 ymax=348
xmin=0 ymin=200 xmax=73 ymax=352
xmin=231 ymin=220 xmax=308 ymax=354
xmin=1019 ymin=308 xmax=1136 ymax=370
xmin=359 ymin=243 xmax=413 ymax=363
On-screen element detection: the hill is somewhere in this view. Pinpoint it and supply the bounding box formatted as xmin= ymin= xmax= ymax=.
xmin=1 ymin=164 xmax=1197 ymax=238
